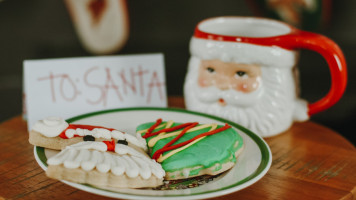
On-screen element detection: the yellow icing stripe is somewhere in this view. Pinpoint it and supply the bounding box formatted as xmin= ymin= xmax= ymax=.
xmin=136 ymin=120 xmax=174 ymax=135
xmin=157 ymin=136 xmax=206 ymax=162
xmin=148 ymin=123 xmax=217 ymax=147
xmin=165 ymin=120 xmax=174 ymax=128
xmin=156 ymin=124 xmax=218 ymax=163
xmin=149 ymin=121 xmax=174 ymax=147
xmin=136 ymin=124 xmax=164 ymax=135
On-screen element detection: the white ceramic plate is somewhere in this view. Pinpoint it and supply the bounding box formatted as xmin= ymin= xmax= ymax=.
xmin=34 ymin=107 xmax=272 ymax=199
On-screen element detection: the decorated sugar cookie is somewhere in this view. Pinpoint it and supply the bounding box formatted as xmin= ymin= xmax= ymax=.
xmin=29 ymin=117 xmax=146 ymax=150
xmin=46 ymin=140 xmax=165 ymax=188
xmin=136 ymin=119 xmax=244 ymax=180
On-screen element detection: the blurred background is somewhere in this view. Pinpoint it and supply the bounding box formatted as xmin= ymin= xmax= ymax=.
xmin=0 ymin=0 xmax=355 ymax=144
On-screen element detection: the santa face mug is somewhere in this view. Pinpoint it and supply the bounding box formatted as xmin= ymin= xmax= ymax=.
xmin=184 ymin=16 xmax=347 ymax=137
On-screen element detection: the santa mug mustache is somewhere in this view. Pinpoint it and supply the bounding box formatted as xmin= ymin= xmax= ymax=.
xmin=184 ymin=16 xmax=347 ymax=137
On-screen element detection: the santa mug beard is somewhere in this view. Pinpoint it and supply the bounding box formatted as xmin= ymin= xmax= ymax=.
xmin=184 ymin=58 xmax=309 ymax=137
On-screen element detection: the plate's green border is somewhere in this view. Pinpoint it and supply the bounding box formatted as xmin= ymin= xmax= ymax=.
xmin=35 ymin=107 xmax=271 ymax=198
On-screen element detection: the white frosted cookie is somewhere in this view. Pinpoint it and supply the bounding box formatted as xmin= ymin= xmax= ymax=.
xmin=29 ymin=117 xmax=146 ymax=151
xmin=46 ymin=140 xmax=165 ymax=188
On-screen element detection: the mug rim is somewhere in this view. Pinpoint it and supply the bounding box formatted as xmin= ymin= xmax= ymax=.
xmin=194 ymin=16 xmax=298 ymax=44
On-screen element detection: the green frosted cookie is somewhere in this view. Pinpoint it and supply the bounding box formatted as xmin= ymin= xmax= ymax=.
xmin=136 ymin=119 xmax=244 ymax=180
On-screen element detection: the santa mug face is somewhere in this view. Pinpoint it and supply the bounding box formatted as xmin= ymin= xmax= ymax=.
xmin=184 ymin=16 xmax=347 ymax=137
xmin=198 ymin=60 xmax=261 ymax=93
xmin=197 ymin=59 xmax=263 ymax=107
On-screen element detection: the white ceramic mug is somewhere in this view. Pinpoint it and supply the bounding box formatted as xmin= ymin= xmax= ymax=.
xmin=184 ymin=16 xmax=347 ymax=137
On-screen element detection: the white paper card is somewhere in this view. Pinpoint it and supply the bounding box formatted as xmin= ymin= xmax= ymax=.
xmin=24 ymin=53 xmax=167 ymax=130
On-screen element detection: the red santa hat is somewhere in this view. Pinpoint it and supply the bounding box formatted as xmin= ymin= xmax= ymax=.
xmin=190 ymin=17 xmax=297 ymax=68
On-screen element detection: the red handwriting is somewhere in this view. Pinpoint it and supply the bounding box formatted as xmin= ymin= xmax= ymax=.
xmin=147 ymin=71 xmax=165 ymax=103
xmin=84 ymin=66 xmax=123 ymax=106
xmin=118 ymin=65 xmax=149 ymax=96
xmin=38 ymin=71 xmax=80 ymax=102
xmin=37 ymin=66 xmax=165 ymax=106
xmin=119 ymin=68 xmax=137 ymax=94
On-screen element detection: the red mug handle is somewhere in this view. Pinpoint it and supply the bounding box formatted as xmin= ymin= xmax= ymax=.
xmin=273 ymin=30 xmax=347 ymax=116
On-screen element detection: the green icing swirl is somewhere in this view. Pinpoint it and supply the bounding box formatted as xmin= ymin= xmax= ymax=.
xmin=136 ymin=121 xmax=244 ymax=176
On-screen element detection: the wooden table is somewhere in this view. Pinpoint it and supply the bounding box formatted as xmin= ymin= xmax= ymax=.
xmin=0 ymin=97 xmax=355 ymax=200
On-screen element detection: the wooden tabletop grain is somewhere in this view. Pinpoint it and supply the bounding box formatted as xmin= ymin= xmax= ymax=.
xmin=0 ymin=96 xmax=355 ymax=200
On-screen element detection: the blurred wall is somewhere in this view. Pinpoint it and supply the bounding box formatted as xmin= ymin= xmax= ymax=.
xmin=0 ymin=0 xmax=355 ymax=144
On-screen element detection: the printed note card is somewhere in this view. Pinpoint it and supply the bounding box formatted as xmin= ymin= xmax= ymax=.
xmin=24 ymin=53 xmax=167 ymax=130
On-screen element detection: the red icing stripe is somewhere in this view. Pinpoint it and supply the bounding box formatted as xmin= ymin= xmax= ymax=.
xmin=143 ymin=118 xmax=162 ymax=138
xmin=160 ymin=122 xmax=199 ymax=150
xmin=150 ymin=122 xmax=232 ymax=161
xmin=59 ymin=124 xmax=117 ymax=139
xmin=143 ymin=120 xmax=196 ymax=139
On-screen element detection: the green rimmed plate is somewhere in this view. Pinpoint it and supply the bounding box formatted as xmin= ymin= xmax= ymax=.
xmin=34 ymin=107 xmax=271 ymax=199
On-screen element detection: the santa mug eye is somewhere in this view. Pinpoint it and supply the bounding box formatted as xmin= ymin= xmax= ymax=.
xmin=206 ymin=67 xmax=215 ymax=73
xmin=235 ymin=71 xmax=248 ymax=78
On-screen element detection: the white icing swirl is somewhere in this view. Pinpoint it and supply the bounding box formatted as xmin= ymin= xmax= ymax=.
xmin=65 ymin=128 xmax=146 ymax=150
xmin=32 ymin=117 xmax=69 ymax=137
xmin=111 ymin=130 xmax=125 ymax=140
xmin=65 ymin=129 xmax=76 ymax=138
xmin=32 ymin=117 xmax=147 ymax=150
xmin=69 ymin=141 xmax=108 ymax=152
xmin=93 ymin=128 xmax=111 ymax=139
xmin=47 ymin=141 xmax=165 ymax=179
xmin=112 ymin=156 xmax=125 ymax=175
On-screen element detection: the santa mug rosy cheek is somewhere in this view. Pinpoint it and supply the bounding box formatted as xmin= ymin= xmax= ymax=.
xmin=184 ymin=16 xmax=347 ymax=137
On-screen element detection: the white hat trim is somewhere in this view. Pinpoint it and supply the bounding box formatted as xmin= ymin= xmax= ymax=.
xmin=190 ymin=37 xmax=297 ymax=68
